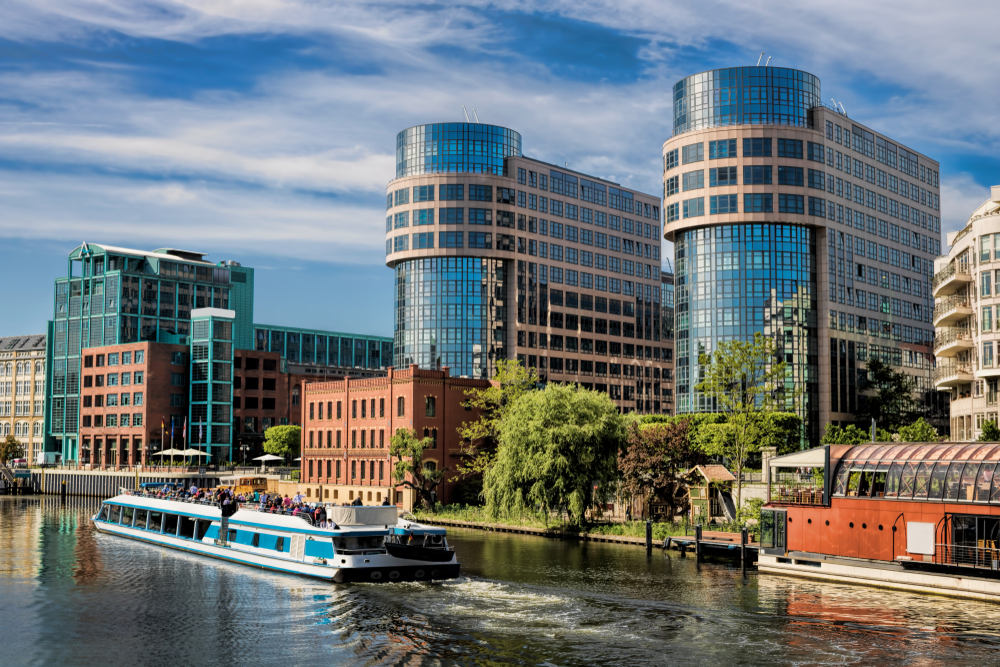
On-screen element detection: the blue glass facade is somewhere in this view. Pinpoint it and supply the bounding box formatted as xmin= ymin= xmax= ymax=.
xmin=674 ymin=224 xmax=819 ymax=443
xmin=672 ymin=67 xmax=821 ymax=136
xmin=395 ymin=123 xmax=521 ymax=178
xmin=394 ymin=258 xmax=508 ymax=379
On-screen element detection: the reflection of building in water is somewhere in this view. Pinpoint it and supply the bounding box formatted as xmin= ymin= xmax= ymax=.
xmin=0 ymin=498 xmax=44 ymax=579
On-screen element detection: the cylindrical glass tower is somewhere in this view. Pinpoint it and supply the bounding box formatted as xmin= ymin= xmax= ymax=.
xmin=395 ymin=123 xmax=522 ymax=178
xmin=672 ymin=66 xmax=821 ymax=136
xmin=389 ymin=123 xmax=521 ymax=378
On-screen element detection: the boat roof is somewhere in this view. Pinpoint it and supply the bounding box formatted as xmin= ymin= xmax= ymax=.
xmin=106 ymin=494 xmax=221 ymax=519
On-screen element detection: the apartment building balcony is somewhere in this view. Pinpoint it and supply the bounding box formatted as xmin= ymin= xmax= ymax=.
xmin=933 ymin=362 xmax=974 ymax=388
xmin=933 ymin=263 xmax=972 ymax=297
xmin=934 ymin=327 xmax=974 ymax=357
xmin=933 ymin=294 xmax=974 ymax=327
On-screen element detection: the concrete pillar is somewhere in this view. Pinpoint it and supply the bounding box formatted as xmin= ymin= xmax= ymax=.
xmin=761 ymin=446 xmax=778 ymax=484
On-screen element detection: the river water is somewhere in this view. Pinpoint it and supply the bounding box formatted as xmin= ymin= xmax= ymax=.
xmin=3 ymin=496 xmax=1000 ymax=666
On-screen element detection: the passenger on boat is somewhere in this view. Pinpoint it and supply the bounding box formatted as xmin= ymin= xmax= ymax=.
xmin=351 ymin=497 xmax=363 ymax=506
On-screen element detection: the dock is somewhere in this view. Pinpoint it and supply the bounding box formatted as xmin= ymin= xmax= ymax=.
xmin=415 ymin=517 xmax=759 ymax=558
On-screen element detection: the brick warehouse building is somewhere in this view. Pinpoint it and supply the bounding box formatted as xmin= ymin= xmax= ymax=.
xmin=299 ymin=365 xmax=489 ymax=508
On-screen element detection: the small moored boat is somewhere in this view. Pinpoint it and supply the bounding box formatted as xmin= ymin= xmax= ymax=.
xmin=91 ymin=490 xmax=460 ymax=583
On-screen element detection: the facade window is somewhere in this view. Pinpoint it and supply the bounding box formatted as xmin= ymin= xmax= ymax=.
xmin=807 ymin=142 xmax=825 ymax=162
xmin=744 ymin=165 xmax=772 ymax=185
xmin=440 ymin=231 xmax=465 ymax=248
xmin=681 ymin=143 xmax=704 ymax=164
xmin=682 ymin=171 xmax=704 ymax=191
xmin=710 ymin=195 xmax=738 ymax=214
xmin=397 ymin=396 xmax=404 ymax=417
xmin=682 ymin=198 xmax=704 ymax=219
xmin=808 ymin=169 xmax=826 ymax=190
xmin=778 ymin=194 xmax=804 ymax=214
xmin=425 ymin=396 xmax=436 ymax=417
xmin=744 ymin=193 xmax=773 ymax=213
xmin=983 ymin=271 xmax=992 ymax=297
xmin=708 ymin=139 xmax=737 ymax=159
xmin=743 ymin=138 xmax=772 ymax=157
xmin=985 ymin=342 xmax=995 ymax=369
xmin=777 ymin=139 xmax=803 ymax=158
xmin=709 ymin=167 xmax=737 ymax=187
xmin=778 ymin=166 xmax=804 ymax=186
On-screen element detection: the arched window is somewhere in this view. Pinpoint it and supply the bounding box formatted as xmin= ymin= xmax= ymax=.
xmin=424 ymin=460 xmax=437 ymax=472
xmin=292 ymin=385 xmax=300 ymax=406
xmin=33 ymin=421 xmax=42 ymax=437
xmin=0 ymin=422 xmax=10 ymax=436
xmin=35 ymin=361 xmax=44 ymax=374
xmin=14 ymin=422 xmax=28 ymax=438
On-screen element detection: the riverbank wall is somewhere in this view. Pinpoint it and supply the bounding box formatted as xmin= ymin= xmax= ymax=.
xmin=28 ymin=470 xmax=225 ymax=498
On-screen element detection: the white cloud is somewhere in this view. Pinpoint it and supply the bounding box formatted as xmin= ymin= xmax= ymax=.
xmin=941 ymin=173 xmax=994 ymax=236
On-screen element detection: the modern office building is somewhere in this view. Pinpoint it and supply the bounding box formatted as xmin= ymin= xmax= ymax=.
xmin=664 ymin=66 xmax=942 ymax=444
xmin=386 ymin=122 xmax=670 ymax=413
xmin=46 ymin=243 xmax=392 ymax=463
xmin=0 ymin=334 xmax=46 ymax=461
xmin=660 ymin=268 xmax=675 ymax=414
xmin=932 ymin=186 xmax=1000 ymax=440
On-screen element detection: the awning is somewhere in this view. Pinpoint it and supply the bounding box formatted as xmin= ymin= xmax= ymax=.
xmin=769 ymin=446 xmax=826 ymax=469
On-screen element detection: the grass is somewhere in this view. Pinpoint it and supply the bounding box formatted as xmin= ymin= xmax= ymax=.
xmin=412 ymin=504 xmax=743 ymax=540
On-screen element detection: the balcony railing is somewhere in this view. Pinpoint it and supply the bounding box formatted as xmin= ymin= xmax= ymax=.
xmin=933 ymin=294 xmax=972 ymax=320
xmin=769 ymin=482 xmax=825 ymax=506
xmin=932 ymin=262 xmax=971 ymax=292
xmin=932 ymin=363 xmax=974 ymax=382
xmin=934 ymin=327 xmax=973 ymax=352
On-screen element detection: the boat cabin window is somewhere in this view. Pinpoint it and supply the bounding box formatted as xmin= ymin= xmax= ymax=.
xmin=109 ymin=505 xmax=122 ymax=524
xmin=148 ymin=512 xmax=163 ymax=532
xmin=121 ymin=506 xmax=135 ymax=526
xmin=96 ymin=505 xmax=109 ymax=522
xmin=953 ymin=515 xmax=1000 ymax=552
xmin=179 ymin=516 xmax=196 ymax=539
xmin=135 ymin=509 xmax=148 ymax=529
xmin=275 ymin=537 xmax=285 ymax=552
xmin=195 ymin=519 xmax=210 ymax=540
xmin=163 ymin=513 xmax=179 ymax=536
xmin=251 ymin=533 xmax=260 ymax=548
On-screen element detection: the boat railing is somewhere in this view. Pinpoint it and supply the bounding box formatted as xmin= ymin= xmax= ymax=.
xmin=240 ymin=502 xmax=316 ymax=526
xmin=934 ymin=543 xmax=1000 ymax=571
xmin=121 ymin=489 xmax=224 ymax=509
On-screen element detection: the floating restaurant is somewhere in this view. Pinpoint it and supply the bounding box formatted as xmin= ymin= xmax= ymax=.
xmin=759 ymin=442 xmax=1000 ymax=602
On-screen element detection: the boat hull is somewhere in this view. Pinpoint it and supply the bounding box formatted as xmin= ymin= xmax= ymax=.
xmin=93 ymin=520 xmax=461 ymax=583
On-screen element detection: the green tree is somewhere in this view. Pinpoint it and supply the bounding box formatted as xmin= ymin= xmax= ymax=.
xmin=456 ymin=359 xmax=539 ymax=476
xmin=979 ymin=420 xmax=1000 ymax=442
xmin=855 ymin=356 xmax=919 ymax=431
xmin=262 ymin=425 xmax=301 ymax=462
xmin=0 ymin=434 xmax=24 ymax=465
xmin=483 ymin=384 xmax=625 ymax=525
xmin=821 ymin=423 xmax=870 ymax=445
xmin=390 ymin=428 xmax=447 ymax=511
xmin=899 ymin=417 xmax=940 ymax=443
xmin=695 ymin=331 xmax=789 ymax=511
xmin=618 ymin=419 xmax=704 ymax=519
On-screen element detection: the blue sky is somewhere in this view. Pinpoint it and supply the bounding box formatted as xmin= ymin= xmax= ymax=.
xmin=1 ymin=0 xmax=998 ymax=338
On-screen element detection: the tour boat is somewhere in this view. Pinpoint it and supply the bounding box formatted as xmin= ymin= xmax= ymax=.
xmin=91 ymin=491 xmax=460 ymax=583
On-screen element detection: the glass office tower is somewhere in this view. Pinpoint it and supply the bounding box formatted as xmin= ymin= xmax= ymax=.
xmin=387 ymin=123 xmax=669 ymax=412
xmin=664 ymin=67 xmax=942 ymax=445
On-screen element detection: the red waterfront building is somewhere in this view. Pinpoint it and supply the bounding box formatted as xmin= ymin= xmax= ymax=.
xmin=299 ymin=365 xmax=488 ymax=508
xmin=760 ymin=442 xmax=1000 ymax=601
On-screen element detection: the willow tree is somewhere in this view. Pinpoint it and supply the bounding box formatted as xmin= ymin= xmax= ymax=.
xmin=483 ymin=383 xmax=624 ymax=525
xmin=695 ymin=331 xmax=789 ymax=511
xmin=456 ymin=359 xmax=539 ymax=476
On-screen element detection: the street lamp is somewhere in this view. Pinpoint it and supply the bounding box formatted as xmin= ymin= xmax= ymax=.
xmin=239 ymin=443 xmax=249 ymax=468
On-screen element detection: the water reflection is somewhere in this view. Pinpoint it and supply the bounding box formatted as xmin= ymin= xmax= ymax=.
xmin=3 ymin=497 xmax=1000 ymax=666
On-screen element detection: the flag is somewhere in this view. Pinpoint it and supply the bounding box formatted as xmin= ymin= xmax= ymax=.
xmin=182 ymin=417 xmax=187 ymax=441
xmin=199 ymin=421 xmax=203 ymax=442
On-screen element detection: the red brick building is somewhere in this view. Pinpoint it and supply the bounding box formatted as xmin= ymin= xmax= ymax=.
xmin=232 ymin=349 xmax=344 ymax=465
xmin=299 ymin=365 xmax=488 ymax=507
xmin=79 ymin=342 xmax=189 ymax=467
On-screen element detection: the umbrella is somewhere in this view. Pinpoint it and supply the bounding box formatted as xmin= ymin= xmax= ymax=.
xmin=293 ymin=457 xmax=302 ymax=461
xmin=253 ymin=454 xmax=284 ymax=461
xmin=154 ymin=448 xmax=185 ymax=456
xmin=181 ymin=449 xmax=211 ymax=457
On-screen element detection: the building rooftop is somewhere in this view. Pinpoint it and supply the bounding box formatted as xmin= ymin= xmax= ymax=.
xmin=74 ymin=243 xmax=218 ymax=266
xmin=0 ymin=334 xmax=46 ymax=352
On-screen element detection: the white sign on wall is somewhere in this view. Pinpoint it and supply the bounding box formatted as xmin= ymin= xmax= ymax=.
xmin=907 ymin=522 xmax=936 ymax=555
